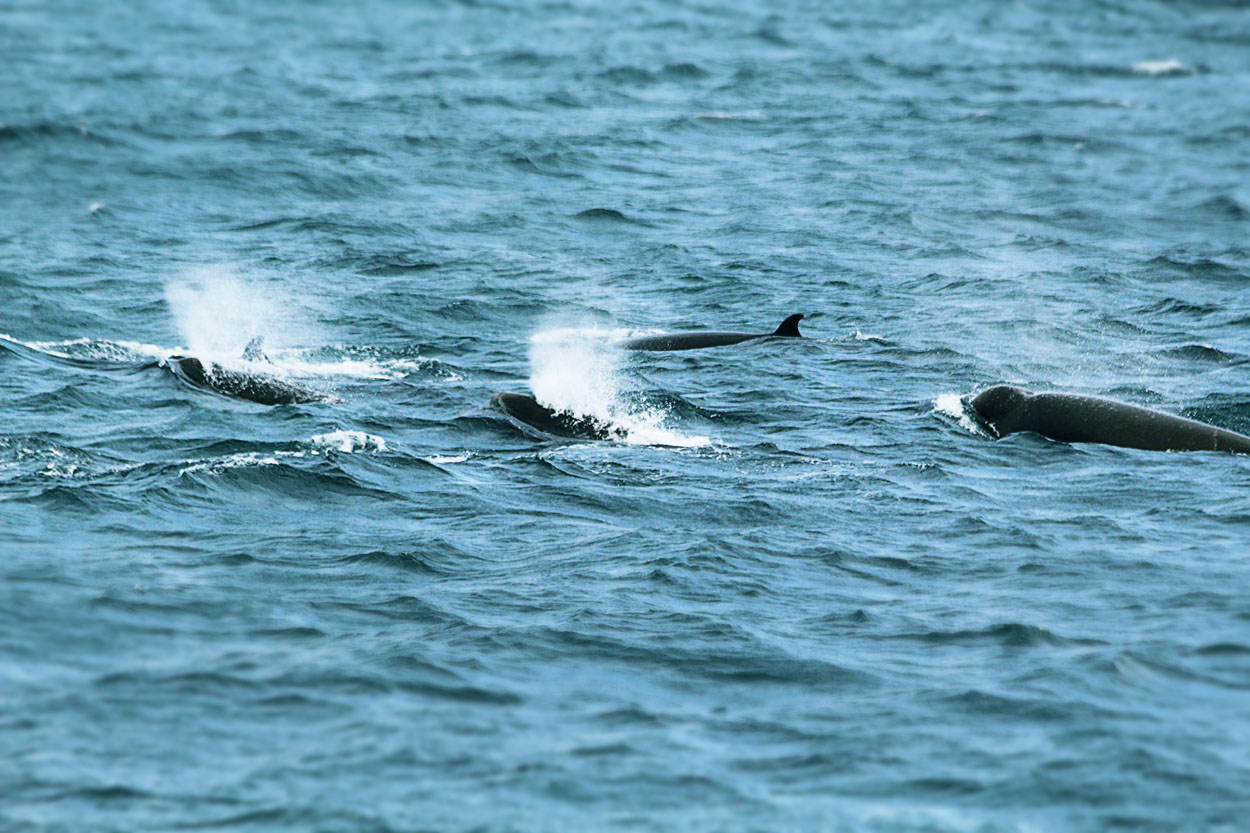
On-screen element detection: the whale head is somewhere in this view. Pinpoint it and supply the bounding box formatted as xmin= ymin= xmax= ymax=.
xmin=969 ymin=385 xmax=1032 ymax=437
xmin=167 ymin=355 xmax=208 ymax=385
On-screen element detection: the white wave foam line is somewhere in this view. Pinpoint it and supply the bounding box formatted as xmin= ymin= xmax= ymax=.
xmin=5 ymin=333 xmax=173 ymax=363
xmin=935 ymin=393 xmax=992 ymax=437
xmin=23 ymin=335 xmax=88 ymax=352
xmin=693 ymin=111 xmax=762 ymax=121
xmin=0 ymin=333 xmax=76 ymax=359
xmin=178 ymin=451 xmax=293 ymax=476
xmin=34 ymin=445 xmax=82 ymax=478
xmin=1132 ymin=59 xmax=1187 ymax=76
xmin=179 ymin=432 xmax=386 ymax=475
xmin=853 ymin=329 xmax=884 ymax=342
xmin=0 ymin=453 xmax=83 ymax=479
xmin=0 ymin=439 xmax=154 ymax=481
xmin=110 ymin=340 xmax=173 ymax=360
xmin=528 ymin=326 xmax=709 ymax=448
xmin=427 ymin=452 xmax=472 ymax=464
xmin=310 ymin=431 xmax=387 ymax=453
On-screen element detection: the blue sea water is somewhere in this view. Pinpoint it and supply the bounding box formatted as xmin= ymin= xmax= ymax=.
xmin=3 ymin=1 xmax=1250 ymax=830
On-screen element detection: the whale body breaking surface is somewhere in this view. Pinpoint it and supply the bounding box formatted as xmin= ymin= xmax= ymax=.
xmin=490 ymin=392 xmax=624 ymax=441
xmin=968 ymin=385 xmax=1250 ymax=454
xmin=615 ymin=314 xmax=803 ymax=351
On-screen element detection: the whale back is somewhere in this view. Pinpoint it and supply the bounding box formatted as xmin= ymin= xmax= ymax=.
xmin=618 ymin=314 xmax=804 ymax=351
xmin=164 ymin=356 xmax=332 ymax=405
xmin=618 ymin=331 xmax=758 ymax=351
xmin=1027 ymin=393 xmax=1250 ymax=453
xmin=492 ymin=392 xmax=621 ymax=440
xmin=970 ymin=385 xmax=1250 ymax=454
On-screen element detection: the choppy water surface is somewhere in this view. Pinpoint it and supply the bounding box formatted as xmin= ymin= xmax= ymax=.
xmin=3 ymin=1 xmax=1249 ymax=830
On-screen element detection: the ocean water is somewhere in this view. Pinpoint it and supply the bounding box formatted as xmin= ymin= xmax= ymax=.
xmin=2 ymin=1 xmax=1249 ymax=830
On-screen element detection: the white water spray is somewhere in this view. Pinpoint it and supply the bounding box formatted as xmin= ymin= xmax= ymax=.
xmin=935 ymin=392 xmax=993 ymax=437
xmin=164 ymin=267 xmax=305 ymax=366
xmin=527 ymin=325 xmax=709 ymax=447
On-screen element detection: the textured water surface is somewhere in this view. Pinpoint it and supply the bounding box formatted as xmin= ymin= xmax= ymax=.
xmin=3 ymin=1 xmax=1249 ymax=831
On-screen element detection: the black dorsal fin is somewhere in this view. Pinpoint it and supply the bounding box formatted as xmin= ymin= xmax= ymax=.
xmin=773 ymin=314 xmax=803 ymax=338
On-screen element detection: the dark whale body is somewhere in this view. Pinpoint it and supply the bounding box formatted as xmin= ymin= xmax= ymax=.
xmin=491 ymin=392 xmax=623 ymax=441
xmin=970 ymin=385 xmax=1250 ymax=454
xmin=616 ymin=314 xmax=803 ymax=351
xmin=164 ymin=356 xmax=333 ymax=405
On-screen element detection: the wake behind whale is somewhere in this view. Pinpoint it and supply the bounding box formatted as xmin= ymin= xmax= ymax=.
xmin=0 ymin=333 xmax=337 ymax=406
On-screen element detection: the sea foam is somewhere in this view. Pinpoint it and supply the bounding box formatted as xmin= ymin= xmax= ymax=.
xmin=528 ymin=325 xmax=709 ymax=448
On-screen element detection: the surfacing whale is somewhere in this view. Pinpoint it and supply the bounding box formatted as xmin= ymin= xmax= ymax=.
xmin=969 ymin=385 xmax=1250 ymax=454
xmin=616 ymin=314 xmax=803 ymax=351
xmin=162 ymin=355 xmax=335 ymax=405
xmin=161 ymin=335 xmax=334 ymax=405
xmin=491 ymin=392 xmax=624 ymax=441
xmin=0 ymin=333 xmax=333 ymax=406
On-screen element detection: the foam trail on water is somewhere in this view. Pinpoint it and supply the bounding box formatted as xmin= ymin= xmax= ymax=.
xmin=310 ymin=431 xmax=387 ymax=453
xmin=1132 ymin=59 xmax=1187 ymax=76
xmin=528 ymin=325 xmax=709 ymax=448
xmin=2 ymin=334 xmax=169 ymax=363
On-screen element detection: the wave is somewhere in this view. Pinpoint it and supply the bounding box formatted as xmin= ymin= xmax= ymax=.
xmin=571 ymin=207 xmax=653 ymax=227
xmin=0 ymin=120 xmax=125 ymax=147
xmin=596 ymin=65 xmax=659 ymax=85
xmin=178 ymin=431 xmax=389 ymax=476
xmin=661 ymin=62 xmax=710 ymax=80
xmin=1196 ymin=195 xmax=1249 ymax=220
xmin=1145 ymin=256 xmax=1245 ymax=283
xmin=310 ymin=431 xmax=387 ymax=453
xmin=1131 ymin=59 xmax=1191 ymax=77
xmin=910 ymin=622 xmax=1101 ymax=648
xmin=336 ymin=550 xmax=448 ymax=575
xmin=0 ymin=429 xmax=389 ymax=495
xmin=0 ymin=434 xmax=100 ymax=481
xmin=1152 ymin=344 xmax=1244 ymax=364
xmin=0 ymin=333 xmax=164 ymax=371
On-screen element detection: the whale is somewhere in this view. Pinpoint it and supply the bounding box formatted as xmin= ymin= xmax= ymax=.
xmin=162 ymin=355 xmax=335 ymax=405
xmin=969 ymin=385 xmax=1250 ymax=454
xmin=616 ymin=314 xmax=803 ymax=351
xmin=491 ymin=392 xmax=623 ymax=441
xmin=0 ymin=333 xmax=333 ymax=406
